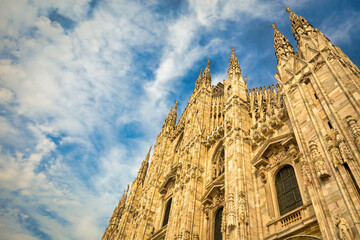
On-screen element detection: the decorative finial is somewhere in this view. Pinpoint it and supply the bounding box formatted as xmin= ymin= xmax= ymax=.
xmin=286 ymin=7 xmax=291 ymax=13
xmin=207 ymin=59 xmax=210 ymax=65
xmin=232 ymin=46 xmax=234 ymax=51
xmin=271 ymin=23 xmax=277 ymax=30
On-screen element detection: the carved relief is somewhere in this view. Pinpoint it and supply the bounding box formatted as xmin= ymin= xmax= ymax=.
xmin=227 ymin=193 xmax=237 ymax=229
xmin=325 ymin=134 xmax=343 ymax=168
xmin=238 ymin=191 xmax=247 ymax=223
xmin=346 ymin=115 xmax=360 ymax=150
xmin=334 ymin=129 xmax=354 ymax=163
xmin=300 ymin=156 xmax=312 ymax=186
xmin=335 ymin=214 xmax=354 ymax=240
xmin=308 ymin=140 xmax=330 ymax=179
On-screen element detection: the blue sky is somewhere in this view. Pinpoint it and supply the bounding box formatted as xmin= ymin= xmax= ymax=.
xmin=0 ymin=0 xmax=359 ymax=239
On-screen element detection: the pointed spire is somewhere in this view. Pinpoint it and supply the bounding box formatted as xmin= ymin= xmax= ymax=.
xmin=203 ymin=59 xmax=211 ymax=86
xmin=194 ymin=69 xmax=203 ymax=92
xmin=286 ymin=7 xmax=313 ymax=41
xmin=144 ymin=146 xmax=152 ymax=162
xmin=138 ymin=147 xmax=152 ymax=181
xmin=228 ymin=47 xmax=241 ymax=76
xmin=118 ymin=185 xmax=129 ymax=207
xmin=272 ymin=23 xmax=294 ymax=61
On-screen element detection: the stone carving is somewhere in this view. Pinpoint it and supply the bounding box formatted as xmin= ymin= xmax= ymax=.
xmin=238 ymin=191 xmax=247 ymax=223
xmin=325 ymin=134 xmax=343 ymax=168
xmin=300 ymin=156 xmax=312 ymax=186
xmin=334 ymin=129 xmax=353 ymax=163
xmin=184 ymin=230 xmax=190 ymax=240
xmin=335 ymin=214 xmax=353 ymax=240
xmin=226 ymin=117 xmax=232 ymax=131
xmin=227 ymin=193 xmax=237 ymax=229
xmin=193 ymin=231 xmax=199 ymax=240
xmin=308 ymin=140 xmax=330 ymax=179
xmin=346 ymin=115 xmax=360 ymax=150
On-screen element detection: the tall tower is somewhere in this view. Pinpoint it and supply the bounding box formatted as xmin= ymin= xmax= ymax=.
xmin=103 ymin=7 xmax=360 ymax=240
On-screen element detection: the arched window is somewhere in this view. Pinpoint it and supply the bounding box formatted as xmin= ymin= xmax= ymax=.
xmin=162 ymin=198 xmax=172 ymax=227
xmin=214 ymin=207 xmax=223 ymax=240
xmin=213 ymin=147 xmax=225 ymax=180
xmin=275 ymin=165 xmax=303 ymax=215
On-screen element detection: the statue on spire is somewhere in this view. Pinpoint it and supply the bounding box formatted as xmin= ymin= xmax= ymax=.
xmin=272 ymin=23 xmax=295 ymax=61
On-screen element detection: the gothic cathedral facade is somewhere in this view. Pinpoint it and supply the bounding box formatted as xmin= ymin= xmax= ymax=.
xmin=102 ymin=8 xmax=360 ymax=240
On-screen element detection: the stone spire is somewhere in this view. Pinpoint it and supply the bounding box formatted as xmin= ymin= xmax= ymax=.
xmin=228 ymin=47 xmax=241 ymax=75
xmin=286 ymin=7 xmax=314 ymax=41
xmin=272 ymin=23 xmax=295 ymax=61
xmin=203 ymin=59 xmax=211 ymax=86
xmin=228 ymin=47 xmax=242 ymax=80
xmin=162 ymin=100 xmax=178 ymax=132
xmin=138 ymin=146 xmax=152 ymax=181
xmin=168 ymin=100 xmax=178 ymax=128
xmin=194 ymin=69 xmax=203 ymax=92
xmin=118 ymin=185 xmax=129 ymax=209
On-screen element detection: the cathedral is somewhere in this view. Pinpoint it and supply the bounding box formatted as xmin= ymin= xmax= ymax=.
xmin=102 ymin=7 xmax=360 ymax=240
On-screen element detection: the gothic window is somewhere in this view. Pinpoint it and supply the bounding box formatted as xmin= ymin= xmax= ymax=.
xmin=214 ymin=207 xmax=223 ymax=240
xmin=213 ymin=147 xmax=225 ymax=180
xmin=275 ymin=165 xmax=303 ymax=215
xmin=162 ymin=198 xmax=172 ymax=227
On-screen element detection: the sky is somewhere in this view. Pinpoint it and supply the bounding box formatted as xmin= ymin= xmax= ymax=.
xmin=0 ymin=0 xmax=359 ymax=239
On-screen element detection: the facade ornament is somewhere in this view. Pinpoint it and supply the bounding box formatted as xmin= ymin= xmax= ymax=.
xmin=300 ymin=156 xmax=312 ymax=186
xmin=227 ymin=193 xmax=237 ymax=229
xmin=193 ymin=231 xmax=199 ymax=240
xmin=335 ymin=214 xmax=354 ymax=240
xmin=346 ymin=115 xmax=360 ymax=150
xmin=325 ymin=134 xmax=343 ymax=168
xmin=308 ymin=140 xmax=330 ymax=179
xmin=272 ymin=23 xmax=294 ymax=61
xmin=334 ymin=129 xmax=354 ymax=163
xmin=221 ymin=205 xmax=226 ymax=233
xmin=184 ymin=230 xmax=190 ymax=240
xmin=238 ymin=191 xmax=247 ymax=223
xmin=226 ymin=117 xmax=232 ymax=131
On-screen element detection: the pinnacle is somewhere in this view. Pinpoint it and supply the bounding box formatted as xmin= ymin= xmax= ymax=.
xmin=271 ymin=23 xmax=276 ymax=30
xmin=228 ymin=47 xmax=241 ymax=73
xmin=286 ymin=7 xmax=291 ymax=13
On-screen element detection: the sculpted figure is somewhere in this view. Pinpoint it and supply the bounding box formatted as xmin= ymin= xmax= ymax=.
xmin=335 ymin=214 xmax=353 ymax=240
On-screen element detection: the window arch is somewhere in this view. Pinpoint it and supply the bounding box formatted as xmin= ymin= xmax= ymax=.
xmin=213 ymin=147 xmax=225 ymax=180
xmin=162 ymin=198 xmax=172 ymax=227
xmin=275 ymin=165 xmax=303 ymax=215
xmin=214 ymin=207 xmax=223 ymax=240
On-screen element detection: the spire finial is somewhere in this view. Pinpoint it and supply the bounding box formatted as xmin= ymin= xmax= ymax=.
xmin=228 ymin=47 xmax=241 ymax=75
xmin=286 ymin=7 xmax=314 ymax=41
xmin=203 ymin=59 xmax=211 ymax=85
xmin=144 ymin=146 xmax=152 ymax=162
xmin=272 ymin=23 xmax=294 ymax=61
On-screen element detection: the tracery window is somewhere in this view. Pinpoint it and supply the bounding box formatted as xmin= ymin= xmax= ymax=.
xmin=213 ymin=148 xmax=225 ymax=180
xmin=275 ymin=165 xmax=303 ymax=215
xmin=214 ymin=207 xmax=223 ymax=240
xmin=162 ymin=198 xmax=172 ymax=227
